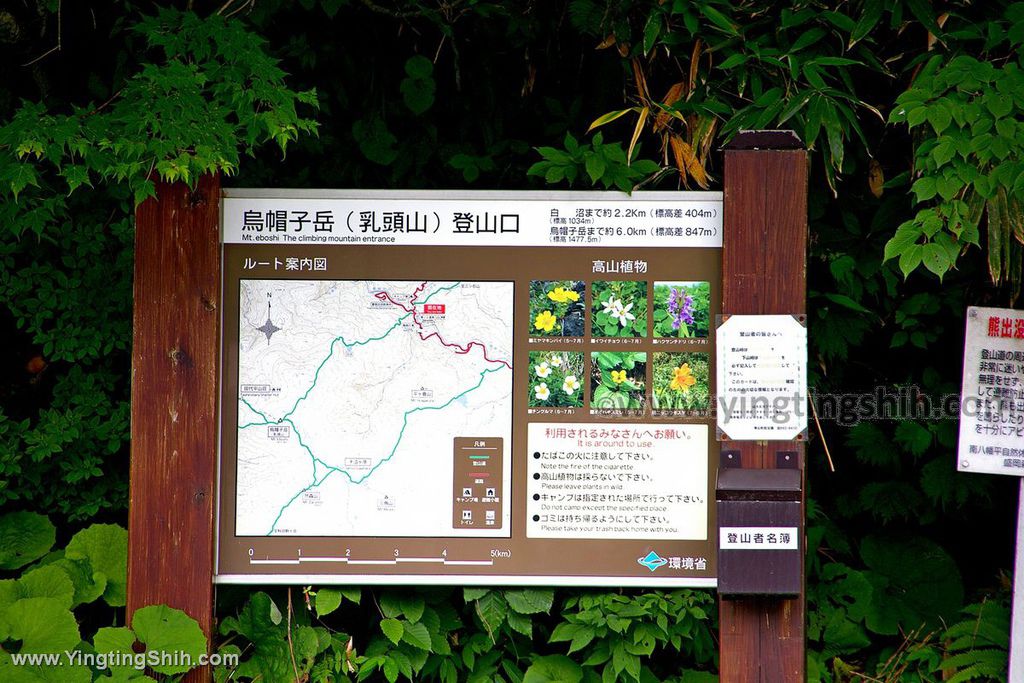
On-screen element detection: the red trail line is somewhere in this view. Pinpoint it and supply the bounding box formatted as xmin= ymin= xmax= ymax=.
xmin=375 ymin=284 xmax=512 ymax=369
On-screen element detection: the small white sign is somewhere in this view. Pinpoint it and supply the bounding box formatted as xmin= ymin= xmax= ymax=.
xmin=957 ymin=306 xmax=1024 ymax=477
xmin=716 ymin=314 xmax=807 ymax=441
xmin=719 ymin=527 xmax=799 ymax=550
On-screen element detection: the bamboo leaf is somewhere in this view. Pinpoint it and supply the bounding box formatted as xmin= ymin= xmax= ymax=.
xmin=586 ymin=108 xmax=635 ymax=133
xmin=627 ymin=107 xmax=649 ymax=165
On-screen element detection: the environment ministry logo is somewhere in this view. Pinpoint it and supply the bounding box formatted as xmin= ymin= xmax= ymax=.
xmin=637 ymin=550 xmax=668 ymax=572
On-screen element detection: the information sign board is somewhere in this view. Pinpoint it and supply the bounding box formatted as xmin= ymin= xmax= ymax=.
xmin=957 ymin=306 xmax=1024 ymax=476
xmin=216 ymin=190 xmax=722 ymax=586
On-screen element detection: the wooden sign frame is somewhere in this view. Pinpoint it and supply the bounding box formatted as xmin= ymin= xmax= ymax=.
xmin=125 ymin=131 xmax=807 ymax=682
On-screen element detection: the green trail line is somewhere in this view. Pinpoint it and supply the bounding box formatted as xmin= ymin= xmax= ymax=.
xmin=265 ymin=365 xmax=505 ymax=535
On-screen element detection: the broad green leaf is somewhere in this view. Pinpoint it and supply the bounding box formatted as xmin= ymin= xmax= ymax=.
xmin=922 ymin=242 xmax=952 ymax=278
xmin=861 ymin=535 xmax=963 ymax=635
xmin=381 ymin=618 xmax=404 ymax=645
xmin=474 ymin=590 xmax=507 ymax=639
xmin=0 ymin=512 xmax=55 ymax=571
xmin=883 ymin=226 xmax=921 ymax=261
xmin=64 ymin=523 xmax=127 ymax=606
xmin=505 ymin=589 xmax=554 ymax=615
xmin=463 ymin=587 xmax=489 ymax=601
xmin=911 ymin=176 xmax=936 ymax=202
xmin=130 ymin=604 xmax=208 ymax=675
xmin=17 ymin=565 xmax=75 ymax=609
xmin=315 ymin=588 xmax=343 ymax=617
xmin=524 ymin=655 xmax=584 ymax=683
xmin=402 ymin=620 xmax=432 ymax=651
xmin=895 ymin=421 xmax=932 ymax=456
xmin=585 ymin=153 xmax=606 ymax=183
xmin=404 ymin=55 xmax=433 ymax=79
xmin=399 ymin=595 xmax=425 ymax=623
xmin=3 ymin=597 xmax=80 ymax=652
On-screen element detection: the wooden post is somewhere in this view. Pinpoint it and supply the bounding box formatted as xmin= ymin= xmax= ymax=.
xmin=1010 ymin=479 xmax=1024 ymax=681
xmin=127 ymin=174 xmax=221 ymax=681
xmin=719 ymin=131 xmax=807 ymax=682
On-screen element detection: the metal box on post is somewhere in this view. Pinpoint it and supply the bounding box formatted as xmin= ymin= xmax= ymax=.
xmin=716 ymin=457 xmax=802 ymax=596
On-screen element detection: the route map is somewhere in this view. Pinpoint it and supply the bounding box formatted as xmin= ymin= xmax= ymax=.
xmin=234 ymin=279 xmax=514 ymax=537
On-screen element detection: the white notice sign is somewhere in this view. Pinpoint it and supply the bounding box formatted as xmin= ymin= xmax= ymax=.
xmin=957 ymin=306 xmax=1024 ymax=476
xmin=526 ymin=422 xmax=708 ymax=540
xmin=716 ymin=314 xmax=807 ymax=441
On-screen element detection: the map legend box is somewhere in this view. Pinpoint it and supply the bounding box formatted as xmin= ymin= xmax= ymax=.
xmin=453 ymin=437 xmax=503 ymax=529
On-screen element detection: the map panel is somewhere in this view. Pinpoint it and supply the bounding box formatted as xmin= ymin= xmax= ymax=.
xmin=235 ymin=279 xmax=514 ymax=537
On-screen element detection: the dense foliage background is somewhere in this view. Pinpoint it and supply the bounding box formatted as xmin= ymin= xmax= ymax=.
xmin=2 ymin=0 xmax=1023 ymax=681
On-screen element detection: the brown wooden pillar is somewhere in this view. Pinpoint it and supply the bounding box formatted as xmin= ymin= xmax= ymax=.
xmin=719 ymin=131 xmax=807 ymax=682
xmin=127 ymin=174 xmax=221 ymax=681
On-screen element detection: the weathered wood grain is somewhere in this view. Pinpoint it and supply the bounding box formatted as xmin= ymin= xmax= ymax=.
xmin=127 ymin=174 xmax=221 ymax=682
xmin=719 ymin=133 xmax=807 ymax=682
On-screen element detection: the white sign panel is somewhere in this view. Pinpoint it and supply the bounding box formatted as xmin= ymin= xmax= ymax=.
xmin=526 ymin=422 xmax=709 ymax=540
xmin=957 ymin=306 xmax=1024 ymax=476
xmin=716 ymin=314 xmax=807 ymax=441
xmin=719 ymin=527 xmax=799 ymax=550
xmin=222 ymin=189 xmax=722 ymax=248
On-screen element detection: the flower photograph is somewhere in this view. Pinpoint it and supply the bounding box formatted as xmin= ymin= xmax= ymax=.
xmin=590 ymin=351 xmax=646 ymax=411
xmin=528 ymin=351 xmax=584 ymax=408
xmin=529 ymin=280 xmax=585 ymax=337
xmin=652 ymin=352 xmax=710 ymax=411
xmin=591 ymin=280 xmax=648 ymax=338
xmin=653 ymin=281 xmax=710 ymax=338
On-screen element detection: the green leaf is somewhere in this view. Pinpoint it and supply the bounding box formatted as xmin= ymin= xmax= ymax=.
xmin=0 ymin=512 xmax=56 ymax=571
xmin=2 ymin=163 xmax=39 ymax=199
xmin=17 ymin=565 xmax=75 ymax=609
xmin=463 ymin=587 xmax=489 ymax=601
xmin=911 ymin=176 xmax=936 ymax=202
xmin=849 ymin=0 xmax=883 ymax=46
xmin=400 ymin=595 xmax=425 ymax=623
xmin=861 ymin=535 xmax=963 ymax=635
xmin=474 ymin=590 xmax=507 ymax=639
xmin=700 ymin=5 xmax=739 ymax=36
xmin=791 ymin=27 xmax=826 ymax=52
xmin=524 ymin=655 xmax=584 ymax=683
xmin=642 ymin=12 xmax=662 ymax=55
xmin=404 ymin=55 xmax=433 ymax=79
xmin=400 ymin=75 xmax=435 ymax=115
xmin=587 ymin=109 xmax=634 ymax=133
xmin=906 ymin=0 xmax=944 ymax=37
xmin=381 ymin=618 xmax=404 ymax=645
xmin=505 ymin=589 xmax=554 ymax=615
xmin=64 ymin=523 xmax=127 ymax=606
xmin=894 ymin=421 xmax=932 ymax=456
xmin=3 ymin=597 xmax=80 ymax=652
xmin=823 ymin=293 xmax=871 ymax=314
xmin=315 ymin=588 xmax=343 ymax=617
xmin=585 ymin=153 xmax=607 ymax=183
xmin=402 ymin=620 xmax=432 ymax=651
xmin=883 ymin=226 xmax=921 ymax=261
xmin=130 ymin=604 xmax=208 ymax=675
xmin=898 ymin=244 xmax=924 ymax=278
xmin=922 ymin=242 xmax=952 ymax=278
